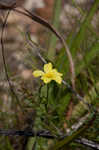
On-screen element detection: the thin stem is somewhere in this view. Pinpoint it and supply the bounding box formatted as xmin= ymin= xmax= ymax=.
xmin=0 ymin=9 xmax=24 ymax=113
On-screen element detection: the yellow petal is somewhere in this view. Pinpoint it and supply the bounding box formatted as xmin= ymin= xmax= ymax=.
xmin=44 ymin=63 xmax=52 ymax=73
xmin=52 ymin=69 xmax=63 ymax=76
xmin=41 ymin=76 xmax=52 ymax=84
xmin=33 ymin=70 xmax=44 ymax=77
xmin=51 ymin=69 xmax=63 ymax=84
xmin=54 ymin=76 xmax=62 ymax=84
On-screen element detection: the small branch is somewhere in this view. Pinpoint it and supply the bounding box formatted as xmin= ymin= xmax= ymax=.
xmin=61 ymin=39 xmax=76 ymax=90
xmin=0 ymin=1 xmax=16 ymax=9
xmin=0 ymin=129 xmax=99 ymax=149
xmin=75 ymin=138 xmax=99 ymax=150
xmin=0 ymin=129 xmax=55 ymax=139
xmin=0 ymin=9 xmax=25 ymax=114
xmin=25 ymin=32 xmax=47 ymax=64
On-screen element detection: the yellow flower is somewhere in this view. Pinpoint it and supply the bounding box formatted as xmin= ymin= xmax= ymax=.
xmin=33 ymin=63 xmax=63 ymax=84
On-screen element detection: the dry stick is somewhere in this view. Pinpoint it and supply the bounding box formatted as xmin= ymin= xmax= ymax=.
xmin=0 ymin=129 xmax=54 ymax=138
xmin=0 ymin=129 xmax=99 ymax=150
xmin=0 ymin=1 xmax=17 ymax=9
xmin=75 ymin=138 xmax=99 ymax=150
xmin=0 ymin=9 xmax=25 ymax=114
xmin=62 ymin=40 xmax=75 ymax=89
xmin=25 ymin=32 xmax=47 ymax=64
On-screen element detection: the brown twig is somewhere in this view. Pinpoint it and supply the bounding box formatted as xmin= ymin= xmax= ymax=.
xmin=0 ymin=7 xmax=25 ymax=114
xmin=0 ymin=129 xmax=98 ymax=149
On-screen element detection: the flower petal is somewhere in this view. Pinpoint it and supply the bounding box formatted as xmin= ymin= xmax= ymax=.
xmin=44 ymin=63 xmax=52 ymax=73
xmin=54 ymin=76 xmax=62 ymax=84
xmin=51 ymin=69 xmax=63 ymax=84
xmin=41 ymin=76 xmax=52 ymax=84
xmin=52 ymin=69 xmax=63 ymax=76
xmin=33 ymin=70 xmax=44 ymax=77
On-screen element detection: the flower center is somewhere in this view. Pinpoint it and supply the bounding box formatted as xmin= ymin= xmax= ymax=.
xmin=45 ymin=73 xmax=53 ymax=78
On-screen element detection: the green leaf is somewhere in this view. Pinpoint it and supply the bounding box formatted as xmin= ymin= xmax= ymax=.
xmin=76 ymin=42 xmax=99 ymax=75
xmin=57 ymin=93 xmax=71 ymax=117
